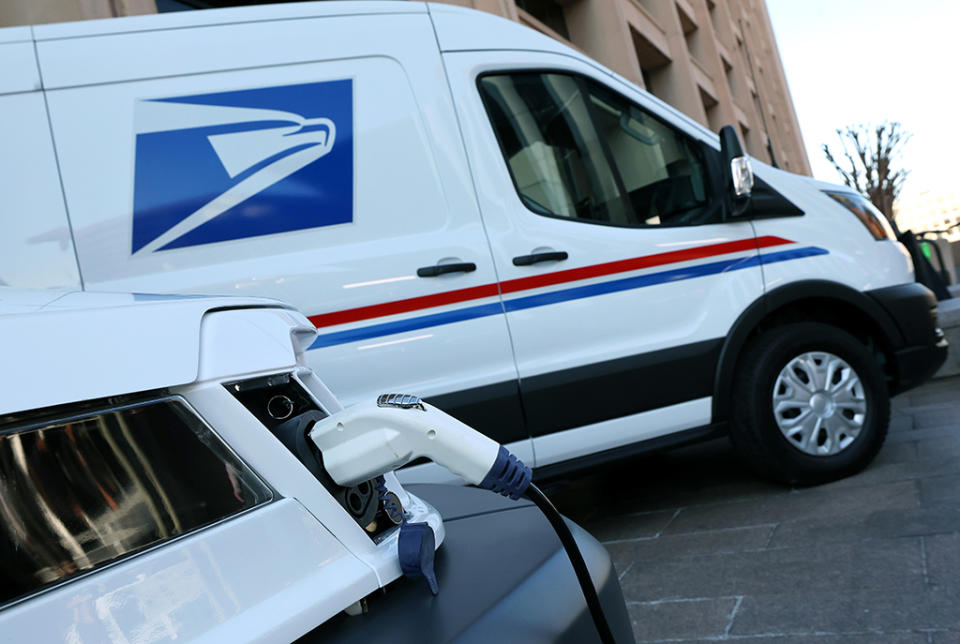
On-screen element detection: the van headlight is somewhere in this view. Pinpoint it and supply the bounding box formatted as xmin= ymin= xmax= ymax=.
xmin=824 ymin=190 xmax=896 ymax=240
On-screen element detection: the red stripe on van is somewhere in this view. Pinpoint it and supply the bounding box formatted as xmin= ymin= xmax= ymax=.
xmin=308 ymin=282 xmax=501 ymax=329
xmin=498 ymin=236 xmax=790 ymax=294
xmin=308 ymin=235 xmax=793 ymax=329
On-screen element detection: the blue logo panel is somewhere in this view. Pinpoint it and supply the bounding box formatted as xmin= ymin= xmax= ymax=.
xmin=132 ymin=79 xmax=353 ymax=253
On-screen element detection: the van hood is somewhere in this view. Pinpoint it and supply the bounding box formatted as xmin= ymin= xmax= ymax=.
xmin=752 ymin=160 xmax=852 ymax=196
xmin=0 ymin=288 xmax=300 ymax=415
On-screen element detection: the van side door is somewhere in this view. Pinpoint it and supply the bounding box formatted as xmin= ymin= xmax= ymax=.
xmin=0 ymin=29 xmax=81 ymax=291
xmin=35 ymin=10 xmax=528 ymax=456
xmin=443 ymin=50 xmax=771 ymax=468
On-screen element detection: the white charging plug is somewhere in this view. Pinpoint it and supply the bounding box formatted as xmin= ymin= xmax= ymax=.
xmin=309 ymin=394 xmax=615 ymax=644
xmin=309 ymin=394 xmax=531 ymax=499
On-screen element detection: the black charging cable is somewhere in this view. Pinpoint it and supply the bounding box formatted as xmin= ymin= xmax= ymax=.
xmin=525 ymin=483 xmax=617 ymax=644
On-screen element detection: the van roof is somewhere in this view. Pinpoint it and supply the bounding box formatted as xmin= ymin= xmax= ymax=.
xmin=18 ymin=1 xmax=426 ymax=41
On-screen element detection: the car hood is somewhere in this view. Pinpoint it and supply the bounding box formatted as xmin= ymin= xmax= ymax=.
xmin=0 ymin=288 xmax=300 ymax=415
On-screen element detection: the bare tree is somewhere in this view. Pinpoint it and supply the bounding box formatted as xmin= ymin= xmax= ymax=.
xmin=822 ymin=122 xmax=910 ymax=222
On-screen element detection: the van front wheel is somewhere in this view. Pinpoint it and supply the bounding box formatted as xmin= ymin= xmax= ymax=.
xmin=730 ymin=322 xmax=890 ymax=485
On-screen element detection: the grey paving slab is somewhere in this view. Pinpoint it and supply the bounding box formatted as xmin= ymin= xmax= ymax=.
xmin=806 ymin=441 xmax=960 ymax=488
xmin=804 ymin=461 xmax=927 ymax=490
xmin=887 ymin=424 xmax=960 ymax=445
xmin=912 ymin=407 xmax=960 ymax=430
xmin=873 ymin=439 xmax=919 ymax=464
xmin=907 ymin=377 xmax=960 ymax=405
xmin=605 ymin=524 xmax=773 ymax=564
xmin=619 ymin=538 xmax=924 ymax=602
xmin=626 ymin=596 xmax=738 ymax=642
xmin=549 ymin=376 xmax=960 ymax=643
xmin=544 ymin=438 xmax=785 ymax=520
xmin=727 ymin=634 xmax=931 ymax=644
xmin=730 ymin=587 xmax=960 ymax=635
xmin=769 ymin=507 xmax=960 ymax=549
xmin=662 ymin=480 xmax=919 ymax=535
xmin=917 ymin=435 xmax=960 ymax=461
xmin=889 ymin=411 xmax=916 ymax=433
xmin=920 ymin=474 xmax=960 ymax=506
xmin=908 ymin=385 xmax=960 ymax=408
xmin=585 ymin=508 xmax=679 ymax=543
xmin=923 ymin=533 xmax=960 ymax=588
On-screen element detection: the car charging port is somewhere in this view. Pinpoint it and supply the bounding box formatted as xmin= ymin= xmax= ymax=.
xmin=224 ymin=375 xmax=394 ymax=539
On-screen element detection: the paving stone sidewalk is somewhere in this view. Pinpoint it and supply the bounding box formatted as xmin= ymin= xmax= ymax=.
xmin=548 ymin=375 xmax=960 ymax=644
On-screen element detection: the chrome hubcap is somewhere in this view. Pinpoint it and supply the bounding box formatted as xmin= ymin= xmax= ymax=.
xmin=772 ymin=351 xmax=867 ymax=456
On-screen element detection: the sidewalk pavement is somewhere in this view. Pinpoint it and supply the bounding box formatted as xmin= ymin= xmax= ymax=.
xmin=549 ymin=375 xmax=960 ymax=644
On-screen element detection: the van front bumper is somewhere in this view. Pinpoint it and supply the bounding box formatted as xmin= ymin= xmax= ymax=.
xmin=302 ymin=484 xmax=635 ymax=644
xmin=868 ymin=282 xmax=949 ymax=394
xmin=890 ymin=331 xmax=949 ymax=394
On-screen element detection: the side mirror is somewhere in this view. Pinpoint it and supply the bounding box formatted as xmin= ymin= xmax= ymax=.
xmin=719 ymin=125 xmax=753 ymax=216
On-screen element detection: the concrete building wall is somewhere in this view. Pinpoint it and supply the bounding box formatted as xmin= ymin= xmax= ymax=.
xmin=0 ymin=0 xmax=809 ymax=174
xmin=444 ymin=0 xmax=811 ymax=174
xmin=0 ymin=0 xmax=156 ymax=26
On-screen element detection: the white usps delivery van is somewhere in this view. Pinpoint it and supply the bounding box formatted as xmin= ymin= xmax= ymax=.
xmin=0 ymin=1 xmax=946 ymax=484
xmin=0 ymin=287 xmax=633 ymax=643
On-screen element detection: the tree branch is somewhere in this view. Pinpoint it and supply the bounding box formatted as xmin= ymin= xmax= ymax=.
xmin=821 ymin=121 xmax=910 ymax=221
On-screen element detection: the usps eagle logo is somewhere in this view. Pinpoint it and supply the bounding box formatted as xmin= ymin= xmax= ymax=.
xmin=131 ymin=79 xmax=353 ymax=253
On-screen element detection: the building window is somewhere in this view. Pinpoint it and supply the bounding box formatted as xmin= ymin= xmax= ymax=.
xmin=677 ymin=3 xmax=705 ymax=65
xmin=723 ymin=56 xmax=739 ymax=99
xmin=699 ymin=87 xmax=721 ymax=132
xmin=631 ymin=27 xmax=672 ymax=99
xmin=707 ymin=0 xmax=720 ymax=33
xmin=740 ymin=123 xmax=753 ymax=155
xmin=515 ymin=0 xmax=570 ymax=40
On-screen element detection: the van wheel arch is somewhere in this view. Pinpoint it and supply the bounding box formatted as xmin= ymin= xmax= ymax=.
xmin=728 ymin=321 xmax=890 ymax=484
xmin=713 ymin=280 xmax=901 ymax=424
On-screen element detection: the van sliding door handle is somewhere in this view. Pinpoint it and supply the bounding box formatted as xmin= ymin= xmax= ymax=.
xmin=512 ymin=251 xmax=569 ymax=266
xmin=416 ymin=262 xmax=477 ymax=277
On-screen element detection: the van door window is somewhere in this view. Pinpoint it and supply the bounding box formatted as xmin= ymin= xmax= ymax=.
xmin=478 ymin=73 xmax=632 ymax=225
xmin=586 ymin=81 xmax=718 ymax=226
xmin=479 ymin=72 xmax=719 ymax=227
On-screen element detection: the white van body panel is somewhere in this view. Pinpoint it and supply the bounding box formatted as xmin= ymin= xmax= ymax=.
xmin=751 ymin=164 xmax=914 ymax=291
xmin=442 ymin=49 xmax=765 ymax=455
xmin=0 ymin=25 xmax=31 ymax=44
xmin=36 ymin=12 xmax=527 ymax=460
xmin=0 ymin=89 xmax=82 ymax=290
xmin=0 ymin=40 xmax=41 ymax=94
xmin=0 ymin=2 xmax=932 ymax=486
xmin=31 ymin=0 xmax=425 ymax=40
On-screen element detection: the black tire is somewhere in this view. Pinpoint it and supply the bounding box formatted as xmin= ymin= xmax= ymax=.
xmin=729 ymin=322 xmax=890 ymax=485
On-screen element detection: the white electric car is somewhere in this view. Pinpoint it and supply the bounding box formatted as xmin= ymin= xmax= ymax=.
xmin=0 ymin=288 xmax=632 ymax=642
xmin=0 ymin=2 xmax=946 ymax=484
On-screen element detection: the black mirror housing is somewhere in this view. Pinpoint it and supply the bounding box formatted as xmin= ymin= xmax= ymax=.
xmin=718 ymin=125 xmax=753 ymax=217
xmin=719 ymin=125 xmax=744 ymax=160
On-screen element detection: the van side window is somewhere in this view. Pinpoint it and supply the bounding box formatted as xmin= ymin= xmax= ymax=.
xmin=479 ymin=72 xmax=719 ymax=227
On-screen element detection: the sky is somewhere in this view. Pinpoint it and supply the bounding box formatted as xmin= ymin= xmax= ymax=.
xmin=766 ymin=0 xmax=960 ymax=199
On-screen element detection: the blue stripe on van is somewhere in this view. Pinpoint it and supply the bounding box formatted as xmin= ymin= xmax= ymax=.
xmin=308 ymin=246 xmax=829 ymax=349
